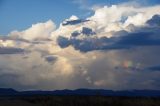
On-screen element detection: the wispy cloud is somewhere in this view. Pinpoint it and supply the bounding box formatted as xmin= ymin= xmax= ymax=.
xmin=72 ymin=0 xmax=91 ymax=10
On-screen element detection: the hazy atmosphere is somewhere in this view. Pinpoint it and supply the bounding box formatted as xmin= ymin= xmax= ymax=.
xmin=0 ymin=0 xmax=160 ymax=91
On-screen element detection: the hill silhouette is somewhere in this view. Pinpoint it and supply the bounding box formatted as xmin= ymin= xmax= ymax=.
xmin=0 ymin=88 xmax=160 ymax=97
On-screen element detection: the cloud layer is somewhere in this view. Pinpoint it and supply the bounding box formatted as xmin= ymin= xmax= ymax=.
xmin=0 ymin=3 xmax=160 ymax=90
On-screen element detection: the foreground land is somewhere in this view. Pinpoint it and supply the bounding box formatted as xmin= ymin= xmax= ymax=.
xmin=0 ymin=96 xmax=159 ymax=106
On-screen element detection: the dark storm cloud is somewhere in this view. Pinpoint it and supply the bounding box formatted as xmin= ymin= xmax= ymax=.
xmin=0 ymin=47 xmax=24 ymax=54
xmin=57 ymin=36 xmax=118 ymax=52
xmin=57 ymin=36 xmax=70 ymax=48
xmin=45 ymin=55 xmax=57 ymax=63
xmin=147 ymin=15 xmax=160 ymax=27
xmin=81 ymin=27 xmax=96 ymax=36
xmin=112 ymin=15 xmax=160 ymax=48
xmin=57 ymin=31 xmax=160 ymax=52
xmin=62 ymin=19 xmax=90 ymax=26
xmin=114 ymin=32 xmax=160 ymax=47
xmin=147 ymin=66 xmax=160 ymax=71
xmin=71 ymin=27 xmax=96 ymax=38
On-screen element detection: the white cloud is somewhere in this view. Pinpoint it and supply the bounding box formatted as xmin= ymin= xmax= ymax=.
xmin=51 ymin=4 xmax=160 ymax=40
xmin=94 ymin=80 xmax=106 ymax=86
xmin=72 ymin=0 xmax=90 ymax=10
xmin=69 ymin=15 xmax=79 ymax=21
xmin=10 ymin=20 xmax=56 ymax=41
xmin=0 ymin=40 xmax=15 ymax=47
xmin=89 ymin=5 xmax=160 ymax=32
xmin=53 ymin=56 xmax=73 ymax=76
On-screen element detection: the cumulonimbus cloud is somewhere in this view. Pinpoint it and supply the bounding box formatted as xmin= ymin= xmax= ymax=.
xmin=0 ymin=3 xmax=160 ymax=90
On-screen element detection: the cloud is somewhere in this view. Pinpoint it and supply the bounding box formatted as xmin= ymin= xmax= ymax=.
xmin=62 ymin=19 xmax=90 ymax=26
xmin=147 ymin=66 xmax=160 ymax=71
xmin=0 ymin=39 xmax=25 ymax=54
xmin=94 ymin=80 xmax=106 ymax=86
xmin=51 ymin=4 xmax=160 ymax=43
xmin=89 ymin=5 xmax=160 ymax=31
xmin=0 ymin=44 xmax=160 ymax=90
xmin=45 ymin=55 xmax=57 ymax=63
xmin=57 ymin=14 xmax=160 ymax=52
xmin=72 ymin=0 xmax=90 ymax=10
xmin=114 ymin=32 xmax=160 ymax=47
xmin=147 ymin=14 xmax=160 ymax=26
xmin=0 ymin=47 xmax=24 ymax=54
xmin=0 ymin=3 xmax=160 ymax=90
xmin=9 ymin=20 xmax=56 ymax=41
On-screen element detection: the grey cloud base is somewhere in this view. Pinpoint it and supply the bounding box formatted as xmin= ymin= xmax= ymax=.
xmin=0 ymin=47 xmax=24 ymax=54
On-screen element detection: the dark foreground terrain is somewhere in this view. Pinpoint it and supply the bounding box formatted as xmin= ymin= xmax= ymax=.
xmin=0 ymin=96 xmax=160 ymax=106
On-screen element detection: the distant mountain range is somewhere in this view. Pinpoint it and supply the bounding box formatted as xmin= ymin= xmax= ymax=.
xmin=0 ymin=88 xmax=160 ymax=97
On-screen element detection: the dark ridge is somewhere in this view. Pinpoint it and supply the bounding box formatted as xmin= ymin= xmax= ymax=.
xmin=0 ymin=88 xmax=160 ymax=97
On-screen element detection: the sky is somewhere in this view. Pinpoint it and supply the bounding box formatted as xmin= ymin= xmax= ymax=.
xmin=0 ymin=0 xmax=160 ymax=91
xmin=1 ymin=0 xmax=160 ymax=35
